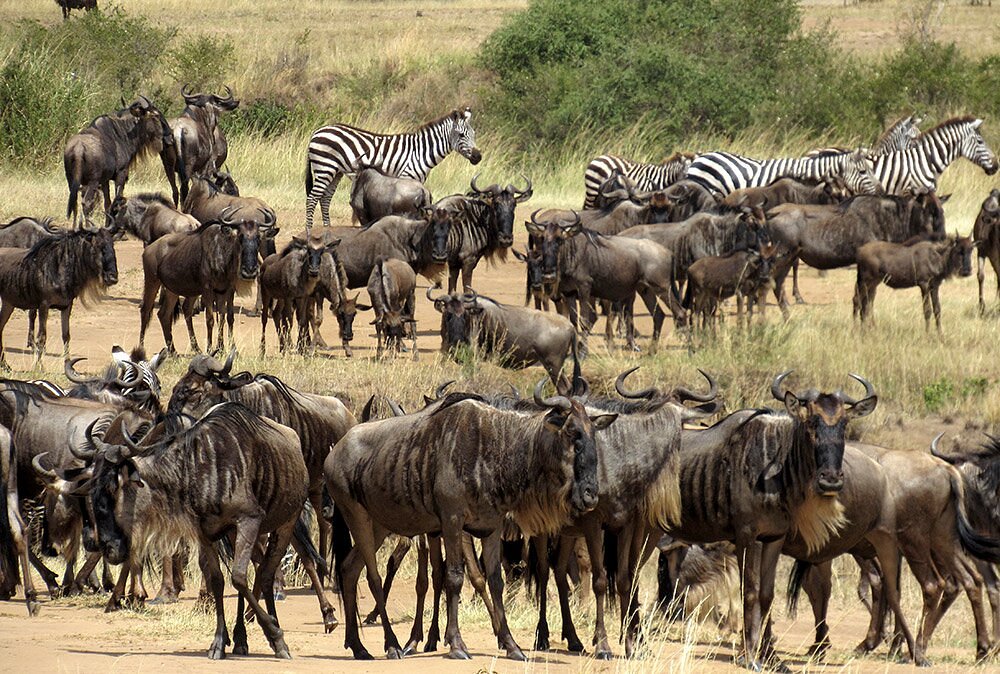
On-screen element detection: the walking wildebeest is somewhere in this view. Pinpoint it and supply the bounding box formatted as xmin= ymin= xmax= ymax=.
xmin=326 ymin=383 xmax=616 ymax=660
xmin=165 ymin=86 xmax=240 ymax=204
xmin=854 ymin=234 xmax=974 ymax=331
xmin=428 ymin=288 xmax=575 ymax=386
xmin=350 ymin=167 xmax=433 ymax=227
xmin=974 ymin=189 xmax=1000 ymax=314
xmin=64 ymin=97 xmax=173 ymax=227
xmin=368 ymin=258 xmax=417 ymax=358
xmin=55 ymin=0 xmax=96 ymax=20
xmin=0 ymin=222 xmax=119 ymax=369
xmin=72 ymin=404 xmax=307 ymax=660
xmin=107 ymin=193 xmax=199 ymax=245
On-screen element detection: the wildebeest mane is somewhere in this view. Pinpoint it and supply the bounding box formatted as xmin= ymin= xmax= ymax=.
xmin=22 ymin=229 xmax=108 ymax=305
xmin=132 ymin=192 xmax=174 ymax=208
xmin=431 ymin=391 xmax=486 ymax=414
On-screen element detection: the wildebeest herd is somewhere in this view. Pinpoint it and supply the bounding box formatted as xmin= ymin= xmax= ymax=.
xmin=1 ymin=86 xmax=1000 ymax=671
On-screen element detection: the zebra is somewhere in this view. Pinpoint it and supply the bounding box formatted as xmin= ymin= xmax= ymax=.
xmin=870 ymin=116 xmax=998 ymax=195
xmin=805 ymin=114 xmax=922 ymax=158
xmin=432 ymin=175 xmax=533 ymax=292
xmin=684 ymin=147 xmax=880 ymax=197
xmin=304 ymin=108 xmax=482 ymax=230
xmin=582 ymin=151 xmax=694 ymax=209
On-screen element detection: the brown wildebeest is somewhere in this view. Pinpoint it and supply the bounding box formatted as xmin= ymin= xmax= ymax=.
xmin=0 ymin=223 xmax=118 ymax=368
xmin=259 ymin=236 xmax=339 ymax=353
xmin=721 ymin=178 xmax=841 ymax=210
xmin=974 ymin=189 xmax=1000 ymax=314
xmin=165 ymin=86 xmax=240 ymax=204
xmin=107 ymin=193 xmax=199 ymax=245
xmin=349 ymin=167 xmax=433 ymax=227
xmin=326 ymin=383 xmax=616 ymax=661
xmin=368 ymin=258 xmax=416 ymax=358
xmin=853 ymin=234 xmax=974 ymax=331
xmin=0 ymin=216 xmax=62 ymax=351
xmin=166 ymin=353 xmax=357 ymax=633
xmin=666 ymin=372 xmax=877 ymax=670
xmin=139 ymin=209 xmax=272 ymax=354
xmin=72 ymin=403 xmax=307 ymax=660
xmin=303 ymin=238 xmax=363 ymax=356
xmin=182 ymin=175 xmax=275 ymax=229
xmin=427 ymin=288 xmax=576 ymax=386
xmin=655 ymin=179 xmax=721 ymax=222
xmin=683 ymin=244 xmax=778 ymax=329
xmin=767 ymin=191 xmax=947 ymax=306
xmin=55 ymin=0 xmax=96 ymax=20
xmin=655 ymin=538 xmax=740 ymax=635
xmin=64 ymin=97 xmax=173 ymax=227
xmin=512 ymin=245 xmax=552 ymax=311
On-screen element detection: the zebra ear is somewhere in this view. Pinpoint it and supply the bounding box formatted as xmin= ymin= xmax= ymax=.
xmin=972 ymin=118 xmax=984 ymax=129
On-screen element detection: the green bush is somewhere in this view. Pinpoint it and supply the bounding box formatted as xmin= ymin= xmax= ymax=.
xmin=166 ymin=34 xmax=235 ymax=92
xmin=223 ymin=99 xmax=301 ymax=138
xmin=923 ymin=377 xmax=954 ymax=413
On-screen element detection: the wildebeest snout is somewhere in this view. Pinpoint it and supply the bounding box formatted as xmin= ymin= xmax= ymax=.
xmin=816 ymin=468 xmax=844 ymax=495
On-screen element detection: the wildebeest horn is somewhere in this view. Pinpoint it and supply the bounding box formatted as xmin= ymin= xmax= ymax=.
xmin=615 ymin=367 xmax=656 ymax=400
xmin=530 ymin=209 xmax=545 ymax=226
xmin=114 ymin=365 xmax=143 ymax=390
xmin=221 ymin=85 xmax=234 ymax=102
xmin=121 ymin=427 xmax=141 ymax=456
xmin=219 ymin=206 xmax=237 ymax=226
xmin=387 ymin=398 xmax=406 ymax=417
xmin=65 ymin=357 xmax=100 ymax=385
xmin=565 ymin=210 xmax=581 ymax=228
xmin=533 ymin=378 xmax=572 ymax=412
xmin=840 ymin=373 xmax=876 ymax=405
xmin=138 ymin=95 xmax=151 ymax=109
xmin=470 ymin=172 xmax=484 ymax=194
xmin=929 ymin=432 xmax=946 ymax=459
xmin=221 ymin=348 xmax=236 ymax=375
xmin=258 ymin=207 xmax=275 ymax=227
xmin=32 ymin=453 xmax=59 ymax=480
xmin=672 ymin=369 xmax=718 ymax=404
xmin=180 ymin=84 xmax=195 ymax=99
xmin=516 ymin=174 xmax=532 ymax=197
xmin=425 ymin=286 xmax=449 ymax=303
xmin=434 ymin=381 xmax=454 ymax=400
xmin=770 ymin=370 xmax=794 ymax=402
xmin=508 ymin=383 xmax=521 ymax=400
xmin=75 ymin=419 xmax=107 ymax=460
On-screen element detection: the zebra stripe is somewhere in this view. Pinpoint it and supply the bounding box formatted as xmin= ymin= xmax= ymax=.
xmin=583 ymin=153 xmax=692 ymax=209
xmin=305 ymin=108 xmax=481 ymax=230
xmin=871 ymin=117 xmax=998 ymax=195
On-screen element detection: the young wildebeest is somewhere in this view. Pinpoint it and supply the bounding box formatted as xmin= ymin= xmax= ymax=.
xmin=326 ymin=384 xmax=616 ymax=661
xmin=64 ymin=97 xmax=173 ymax=227
xmin=428 ymin=288 xmax=575 ymax=386
xmin=0 ymin=216 xmax=62 ymax=351
xmin=721 ymin=177 xmax=840 ymax=210
xmin=75 ymin=404 xmax=307 ymax=660
xmin=139 ymin=209 xmax=273 ymax=354
xmin=512 ymin=245 xmax=552 ymax=311
xmin=367 ymin=258 xmax=416 ymax=358
xmin=683 ymin=243 xmax=778 ymax=329
xmin=166 ymin=353 xmax=357 ymax=633
xmin=853 ymin=234 xmax=974 ymax=331
xmin=350 ymin=167 xmax=433 ymax=227
xmin=0 ymin=223 xmax=119 ymax=369
xmin=306 ymin=240 xmax=364 ymax=356
xmin=165 ymin=86 xmax=240 ymax=205
xmin=107 ymin=193 xmax=199 ymax=245
xmin=665 ymin=372 xmax=877 ymax=670
xmin=974 ymin=188 xmax=1000 ymax=314
xmin=260 ymin=236 xmax=339 ymax=353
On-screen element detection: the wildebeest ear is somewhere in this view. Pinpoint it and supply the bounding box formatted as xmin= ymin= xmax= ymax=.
xmin=938 ymin=193 xmax=951 ymax=203
xmin=356 ymin=303 xmax=372 ymax=311
xmin=589 ymin=414 xmax=617 ymax=431
xmin=524 ymin=222 xmax=545 ymax=235
xmin=291 ymin=235 xmax=305 ymax=247
xmin=122 ymin=460 xmax=145 ymax=488
xmin=264 ymin=227 xmax=280 ymax=239
xmin=542 ymin=411 xmax=568 ymax=433
xmin=512 ymin=249 xmax=528 ymax=262
xmin=325 ymin=238 xmax=342 ymax=250
xmin=847 ymin=395 xmax=877 ymax=419
xmin=783 ymin=391 xmax=802 ymax=418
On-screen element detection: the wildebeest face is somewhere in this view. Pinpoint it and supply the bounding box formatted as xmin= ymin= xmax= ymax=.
xmin=962 ymin=120 xmax=998 ymax=175
xmin=85 ymin=453 xmax=139 ymax=566
xmin=336 ymin=294 xmax=368 ymax=343
xmin=451 ymin=108 xmax=481 ymax=165
xmin=513 ymin=247 xmax=547 ymax=291
xmin=92 ymin=227 xmax=119 ymax=286
xmin=236 ymin=220 xmax=262 ymax=279
xmin=428 ymin=209 xmax=452 ymax=263
xmin=952 ymin=236 xmax=975 ymax=277
xmin=487 ymin=188 xmax=518 ymax=247
xmin=434 ymin=294 xmax=473 ymax=348
xmin=545 ymin=400 xmax=615 ymax=513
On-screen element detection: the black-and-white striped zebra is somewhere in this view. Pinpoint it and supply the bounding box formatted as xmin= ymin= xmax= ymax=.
xmin=582 ymin=152 xmax=693 ymax=209
xmin=685 ymin=148 xmax=880 ymax=197
xmin=871 ymin=116 xmax=998 ymax=195
xmin=805 ymin=114 xmax=922 ymax=158
xmin=304 ymin=108 xmax=482 ymax=230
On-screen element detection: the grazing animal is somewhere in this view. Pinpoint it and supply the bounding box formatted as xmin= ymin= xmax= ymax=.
xmin=64 ymin=97 xmax=173 ymax=227
xmin=326 ymin=383 xmax=616 ymax=661
xmin=368 ymin=258 xmax=416 ymax=358
xmin=683 ymin=244 xmax=778 ymax=329
xmin=349 ymin=167 xmax=433 ymax=227
xmin=305 ymin=108 xmax=482 ymax=230
xmin=0 ymin=223 xmax=118 ymax=368
xmin=854 ymin=235 xmax=974 ymax=331
xmin=0 ymin=216 xmax=62 ymax=352
xmin=428 ymin=288 xmax=575 ymax=385
xmin=656 ymin=539 xmax=741 ymax=635
xmin=583 ymin=152 xmax=693 ymax=209
xmin=974 ymin=188 xmax=1000 ymax=314
xmin=55 ymin=0 xmax=96 ymax=20
xmin=75 ymin=404 xmax=307 ymax=660
xmin=165 ymin=86 xmax=240 ymax=204
xmin=107 ymin=193 xmax=199 ymax=245
xmin=304 ymin=239 xmax=362 ymax=356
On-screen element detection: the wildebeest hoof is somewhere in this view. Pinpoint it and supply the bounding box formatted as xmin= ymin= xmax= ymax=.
xmin=386 ymin=647 xmax=403 ymax=660
xmin=506 ymin=648 xmax=527 ymax=661
xmin=567 ymin=638 xmax=585 ymax=653
xmin=207 ymin=641 xmax=227 ymax=660
xmin=446 ymin=648 xmax=471 ymax=660
xmin=402 ymin=641 xmax=418 ymax=657
xmin=232 ymin=643 xmax=248 ymax=656
xmin=423 ymin=641 xmax=438 ymax=653
xmin=104 ymin=599 xmax=121 ymax=613
xmin=27 ymin=600 xmax=41 ymax=616
xmin=595 ymin=650 xmax=613 ymax=660
xmin=149 ymin=595 xmax=178 ymax=606
xmin=273 ymin=590 xmax=286 ymax=601
xmin=363 ymin=610 xmax=379 ymax=625
xmin=534 ymin=637 xmax=550 ymax=651
xmin=351 ymin=648 xmax=374 ymax=660
xmin=323 ymin=611 xmax=338 ymax=633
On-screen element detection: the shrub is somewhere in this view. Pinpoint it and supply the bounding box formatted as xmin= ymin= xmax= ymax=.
xmin=166 ymin=34 xmax=235 ymax=92
xmin=923 ymin=377 xmax=954 ymax=413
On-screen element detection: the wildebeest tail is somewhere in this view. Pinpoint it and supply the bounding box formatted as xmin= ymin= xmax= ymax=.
xmin=65 ymin=146 xmax=84 ymax=223
xmin=786 ymin=559 xmax=811 ymax=619
xmin=681 ymin=277 xmax=694 ymax=310
xmin=330 ymin=503 xmax=353 ymax=594
xmin=294 ymin=510 xmax=328 ymax=581
xmin=948 ymin=466 xmax=1000 ymax=563
xmin=0 ymin=461 xmax=20 ymax=590
xmin=603 ymin=529 xmax=619 ymax=604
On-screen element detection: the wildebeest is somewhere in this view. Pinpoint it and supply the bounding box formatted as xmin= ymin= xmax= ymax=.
xmin=165 ymin=86 xmax=240 ymax=204
xmin=260 ymin=236 xmax=339 ymax=353
xmin=582 ymin=152 xmax=693 ymax=209
xmin=655 ymin=180 xmax=721 ymax=222
xmin=666 ymin=372 xmax=877 ymax=670
xmin=349 ymin=167 xmax=433 ymax=227
xmin=139 ymin=209 xmax=271 ymax=354
xmin=64 ymin=97 xmax=173 ymax=227
xmin=0 ymin=223 xmax=118 ymax=369
xmin=0 ymin=424 xmax=33 ymax=615
xmin=683 ymin=244 xmax=778 ymax=329
xmin=368 ymin=258 xmax=416 ymax=358
xmin=767 ymin=192 xmax=947 ymax=306
xmin=428 ymin=288 xmax=575 ymax=385
xmin=166 ymin=353 xmax=357 ymax=633
xmin=74 ymin=404 xmax=307 ymax=659
xmin=302 ymin=239 xmax=363 ymax=356
xmin=721 ymin=178 xmax=841 ymax=210
xmin=656 ymin=538 xmax=740 ymax=635
xmin=854 ymin=234 xmax=974 ymax=331
xmin=974 ymin=188 xmax=1000 ymax=314
xmin=327 ymin=383 xmax=616 ymax=660
xmin=182 ymin=175 xmax=276 ymax=229
xmin=55 ymin=0 xmax=96 ymax=20
xmin=0 ymin=216 xmax=62 ymax=351
xmin=512 ymin=245 xmax=552 ymax=311
xmin=107 ymin=193 xmax=199 ymax=245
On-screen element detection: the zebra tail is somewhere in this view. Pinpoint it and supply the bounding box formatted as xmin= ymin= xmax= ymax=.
xmin=305 ymin=154 xmax=314 ymax=197
xmin=0 ymin=462 xmax=20 ymax=592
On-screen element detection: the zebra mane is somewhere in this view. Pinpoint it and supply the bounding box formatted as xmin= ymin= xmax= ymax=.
xmin=661 ymin=151 xmax=694 ymax=164
xmin=919 ymin=115 xmax=980 ymax=137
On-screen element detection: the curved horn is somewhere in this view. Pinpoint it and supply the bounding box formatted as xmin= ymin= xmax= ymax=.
xmin=219 ymin=206 xmax=237 ymax=226
xmin=672 ymin=369 xmax=718 ymax=404
xmin=533 ymin=378 xmax=571 ymax=411
xmin=615 ymin=367 xmax=656 ymax=400
xmin=566 ymin=210 xmax=581 ymax=228
xmin=222 ymin=85 xmax=234 ymax=102
xmin=841 ymin=372 xmax=876 ymax=405
xmin=121 ymin=427 xmax=141 ymax=456
xmin=221 ymin=348 xmax=236 ymax=375
xmin=138 ymin=95 xmax=151 ymax=109
xmin=434 ymin=380 xmax=454 ymax=400
xmin=258 ymin=207 xmax=275 ymax=227
xmin=64 ymin=357 xmax=99 ymax=385
xmin=516 ymin=174 xmax=532 ymax=196
xmin=770 ymin=370 xmax=794 ymax=402
xmin=180 ymin=84 xmax=193 ymax=98
xmin=32 ymin=453 xmax=59 ymax=480
xmin=114 ymin=365 xmax=143 ymax=390
xmin=387 ymin=398 xmax=406 ymax=417
xmin=508 ymin=383 xmax=521 ymax=400
xmin=530 ymin=209 xmax=545 ymax=226
xmin=930 ymin=432 xmax=946 ymax=458
xmin=470 ymin=172 xmax=484 ymax=194
xmin=425 ymin=286 xmax=449 ymax=303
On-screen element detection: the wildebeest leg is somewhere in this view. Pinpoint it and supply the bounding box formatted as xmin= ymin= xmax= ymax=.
xmin=581 ymin=521 xmax=613 ymax=659
xmin=930 ymin=284 xmax=943 ymax=333
xmin=27 ymin=548 xmax=60 ymax=597
xmin=481 ymin=530 xmax=526 ymax=660
xmin=800 ymin=561 xmax=834 ymax=658
xmin=0 ymin=302 xmax=15 ymax=371
xmin=222 ymin=290 xmax=236 ymax=352
xmin=980 ymin=561 xmax=1000 ymax=650
xmin=919 ymin=285 xmax=933 ymax=332
xmin=792 ymin=259 xmax=805 ymax=304
xmin=105 ymin=563 xmax=130 ymax=612
xmin=425 ymin=534 xmax=445 ymax=652
xmin=153 ymin=289 xmax=178 ymax=353
xmin=288 ymin=529 xmax=338 ymax=633
xmin=755 ymin=539 xmax=785 ymax=665
xmin=199 ymin=541 xmax=230 ymax=659
xmin=179 ymin=296 xmax=199 ymax=353
xmin=3 ymin=462 xmax=38 ymax=614
xmin=151 ymin=554 xmax=179 ymax=604
xmin=34 ymin=306 xmax=49 ymax=363
xmin=531 ymin=535 xmax=552 ymax=651
xmin=925 ymin=550 xmax=990 ymax=661
xmin=447 ymin=264 xmax=461 ymax=295
xmin=978 ymin=254 xmax=988 ymax=314
xmin=552 ymin=535 xmax=584 ymax=652
xmin=461 ymin=261 xmax=477 ymax=295
xmin=139 ymin=276 xmax=162 ymax=351
xmin=735 ymin=537 xmax=767 ymax=670
xmin=462 ymin=535 xmax=499 ymax=637
xmin=231 ymin=517 xmax=292 ymax=659
xmin=59 ymin=305 xmax=72 ymax=359
xmin=868 ymin=532 xmax=921 ymax=665
xmin=442 ymin=521 xmax=472 ymax=659
xmin=25 ymin=310 xmax=35 ymax=351
xmin=403 ymin=536 xmax=429 ymax=655
xmin=249 ymin=280 xmax=263 ymax=318
xmin=364 ymin=537 xmax=411 ymax=624
xmin=310 ymin=297 xmax=330 ymax=349
xmin=202 ymin=291 xmax=218 ymax=353
xmin=70 ymin=551 xmax=101 ymax=595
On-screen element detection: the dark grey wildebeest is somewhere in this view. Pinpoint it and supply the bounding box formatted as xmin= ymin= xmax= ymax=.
xmin=74 ymin=404 xmax=307 ymax=660
xmin=326 ymin=385 xmax=616 ymax=661
xmin=974 ymin=189 xmax=1000 ymax=314
xmin=107 ymin=193 xmax=199 ymax=245
xmin=64 ymin=97 xmax=173 ymax=227
xmin=0 ymin=223 xmax=119 ymax=369
xmin=165 ymin=86 xmax=240 ymax=204
xmin=683 ymin=244 xmax=779 ymax=329
xmin=368 ymin=258 xmax=417 ymax=358
xmin=350 ymin=167 xmax=433 ymax=227
xmin=55 ymin=0 xmax=97 ymax=21
xmin=721 ymin=177 xmax=841 ymax=211
xmin=0 ymin=216 xmax=62 ymax=351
